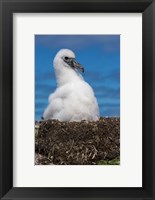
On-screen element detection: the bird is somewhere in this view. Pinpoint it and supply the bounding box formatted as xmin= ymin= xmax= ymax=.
xmin=43 ymin=49 xmax=100 ymax=122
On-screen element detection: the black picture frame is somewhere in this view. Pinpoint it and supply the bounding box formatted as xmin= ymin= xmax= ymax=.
xmin=0 ymin=0 xmax=155 ymax=199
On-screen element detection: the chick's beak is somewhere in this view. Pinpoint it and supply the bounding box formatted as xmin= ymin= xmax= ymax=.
xmin=72 ymin=58 xmax=84 ymax=73
xmin=64 ymin=57 xmax=84 ymax=73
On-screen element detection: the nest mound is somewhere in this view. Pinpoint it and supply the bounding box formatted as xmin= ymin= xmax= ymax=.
xmin=35 ymin=117 xmax=120 ymax=165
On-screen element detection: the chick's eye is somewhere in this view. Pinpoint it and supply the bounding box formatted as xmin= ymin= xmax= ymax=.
xmin=64 ymin=56 xmax=69 ymax=60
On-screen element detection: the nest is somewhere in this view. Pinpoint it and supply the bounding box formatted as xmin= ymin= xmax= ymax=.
xmin=35 ymin=117 xmax=120 ymax=165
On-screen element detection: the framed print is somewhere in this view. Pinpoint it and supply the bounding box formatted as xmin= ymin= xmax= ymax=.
xmin=14 ymin=13 xmax=141 ymax=187
xmin=0 ymin=0 xmax=155 ymax=199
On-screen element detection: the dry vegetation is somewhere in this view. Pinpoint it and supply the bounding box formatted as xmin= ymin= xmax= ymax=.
xmin=35 ymin=117 xmax=120 ymax=165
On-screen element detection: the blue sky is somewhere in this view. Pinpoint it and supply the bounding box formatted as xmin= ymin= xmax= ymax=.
xmin=35 ymin=35 xmax=120 ymax=120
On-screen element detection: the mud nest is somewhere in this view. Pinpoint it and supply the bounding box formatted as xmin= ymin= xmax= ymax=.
xmin=35 ymin=117 xmax=120 ymax=165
